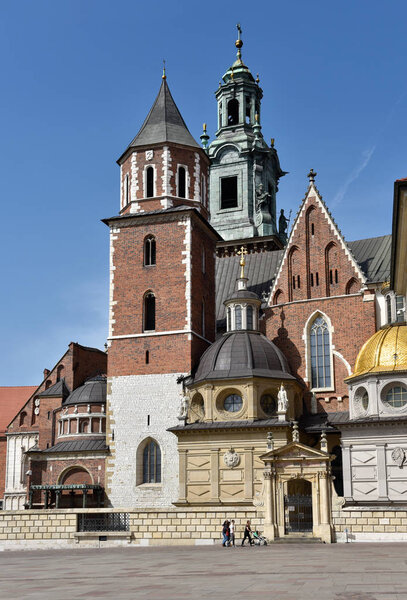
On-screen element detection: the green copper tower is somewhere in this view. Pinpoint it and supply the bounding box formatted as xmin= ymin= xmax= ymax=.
xmin=208 ymin=25 xmax=287 ymax=242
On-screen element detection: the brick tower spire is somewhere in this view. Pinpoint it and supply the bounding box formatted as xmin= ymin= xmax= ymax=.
xmin=103 ymin=77 xmax=220 ymax=508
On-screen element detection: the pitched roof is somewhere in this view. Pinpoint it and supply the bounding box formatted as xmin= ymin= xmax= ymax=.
xmin=0 ymin=386 xmax=37 ymax=432
xmin=348 ymin=235 xmax=392 ymax=283
xmin=216 ymin=250 xmax=283 ymax=325
xmin=38 ymin=379 xmax=70 ymax=399
xmin=124 ymin=79 xmax=200 ymax=152
xmin=41 ymin=439 xmax=108 ymax=453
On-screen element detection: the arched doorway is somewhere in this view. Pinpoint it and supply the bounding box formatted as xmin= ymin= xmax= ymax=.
xmin=284 ymin=479 xmax=313 ymax=533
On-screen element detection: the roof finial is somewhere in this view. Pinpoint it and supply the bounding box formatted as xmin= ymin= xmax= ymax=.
xmin=200 ymin=123 xmax=210 ymax=150
xmin=237 ymin=245 xmax=248 ymax=279
xmin=235 ymin=23 xmax=243 ymax=61
xmin=162 ymin=59 xmax=166 ymax=80
xmin=256 ymin=73 xmax=260 ymax=84
xmin=307 ymin=168 xmax=317 ymax=184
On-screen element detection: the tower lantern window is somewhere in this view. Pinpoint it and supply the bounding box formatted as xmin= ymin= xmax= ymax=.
xmin=227 ymin=99 xmax=239 ymax=125
xmin=221 ymin=176 xmax=238 ymax=209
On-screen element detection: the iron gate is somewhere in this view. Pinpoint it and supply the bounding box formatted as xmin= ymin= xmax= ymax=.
xmin=284 ymin=494 xmax=313 ymax=533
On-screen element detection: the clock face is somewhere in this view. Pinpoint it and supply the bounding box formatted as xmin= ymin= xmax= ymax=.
xmin=145 ymin=150 xmax=153 ymax=160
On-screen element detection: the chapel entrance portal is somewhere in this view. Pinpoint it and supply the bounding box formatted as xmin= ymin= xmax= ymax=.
xmin=284 ymin=479 xmax=313 ymax=533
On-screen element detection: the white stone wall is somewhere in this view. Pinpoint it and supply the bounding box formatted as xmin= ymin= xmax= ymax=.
xmin=4 ymin=432 xmax=38 ymax=510
xmin=107 ymin=373 xmax=184 ymax=508
xmin=342 ymin=426 xmax=407 ymax=503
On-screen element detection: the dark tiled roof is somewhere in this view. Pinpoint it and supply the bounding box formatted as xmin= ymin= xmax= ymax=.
xmin=169 ymin=417 xmax=287 ymax=432
xmin=63 ymin=376 xmax=106 ymax=406
xmin=216 ymin=250 xmax=283 ymax=324
xmin=348 ymin=235 xmax=392 ymax=283
xmin=38 ymin=379 xmax=70 ymax=399
xmin=45 ymin=439 xmax=108 ymax=453
xmin=124 ymin=79 xmax=200 ymax=151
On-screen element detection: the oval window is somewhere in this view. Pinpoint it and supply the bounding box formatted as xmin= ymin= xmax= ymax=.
xmin=384 ymin=385 xmax=407 ymax=408
xmin=260 ymin=394 xmax=277 ymax=416
xmin=361 ymin=391 xmax=369 ymax=411
xmin=223 ymin=394 xmax=243 ymax=413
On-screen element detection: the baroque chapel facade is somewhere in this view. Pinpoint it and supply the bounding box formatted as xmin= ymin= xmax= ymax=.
xmin=2 ymin=31 xmax=407 ymax=544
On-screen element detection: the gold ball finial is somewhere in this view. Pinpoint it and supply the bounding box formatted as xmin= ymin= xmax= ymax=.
xmin=235 ymin=39 xmax=243 ymax=49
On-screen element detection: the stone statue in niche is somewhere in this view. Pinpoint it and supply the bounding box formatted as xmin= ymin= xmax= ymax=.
xmin=391 ymin=447 xmax=406 ymax=468
xmin=255 ymin=183 xmax=270 ymax=213
xmin=178 ymin=394 xmax=189 ymax=422
xmin=277 ymin=383 xmax=289 ymax=413
xmin=223 ymin=449 xmax=240 ymax=468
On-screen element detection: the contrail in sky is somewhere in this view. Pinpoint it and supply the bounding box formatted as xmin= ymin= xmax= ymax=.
xmin=332 ymin=145 xmax=376 ymax=207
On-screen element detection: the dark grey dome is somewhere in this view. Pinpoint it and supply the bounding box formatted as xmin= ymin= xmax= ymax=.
xmin=63 ymin=376 xmax=106 ymax=406
xmin=225 ymin=289 xmax=260 ymax=301
xmin=192 ymin=331 xmax=295 ymax=384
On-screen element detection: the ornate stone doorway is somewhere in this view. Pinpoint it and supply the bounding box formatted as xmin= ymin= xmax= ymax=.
xmin=284 ymin=479 xmax=313 ymax=533
xmin=260 ymin=441 xmax=333 ymax=543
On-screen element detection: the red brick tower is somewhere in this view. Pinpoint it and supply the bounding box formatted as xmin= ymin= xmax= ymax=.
xmin=103 ymin=75 xmax=220 ymax=508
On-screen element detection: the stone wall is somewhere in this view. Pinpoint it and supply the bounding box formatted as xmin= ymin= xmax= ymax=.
xmin=333 ymin=507 xmax=407 ymax=542
xmin=0 ymin=507 xmax=259 ymax=550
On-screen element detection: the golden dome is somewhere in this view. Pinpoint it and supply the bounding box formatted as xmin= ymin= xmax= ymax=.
xmin=348 ymin=324 xmax=407 ymax=379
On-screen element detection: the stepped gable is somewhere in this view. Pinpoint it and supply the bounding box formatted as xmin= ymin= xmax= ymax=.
xmin=269 ymin=179 xmax=368 ymax=305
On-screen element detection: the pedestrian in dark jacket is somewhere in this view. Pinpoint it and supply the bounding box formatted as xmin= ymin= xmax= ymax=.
xmin=241 ymin=520 xmax=253 ymax=546
xmin=222 ymin=520 xmax=230 ymax=546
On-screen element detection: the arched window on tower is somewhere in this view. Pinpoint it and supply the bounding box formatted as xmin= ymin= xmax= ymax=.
xmin=178 ymin=166 xmax=186 ymax=198
xmin=227 ymin=99 xmax=239 ymax=125
xmin=386 ymin=295 xmax=392 ymax=324
xmin=143 ymin=292 xmax=156 ymax=331
xmin=144 ymin=236 xmax=156 ymax=266
xmin=310 ymin=315 xmax=331 ymax=389
xmin=247 ymin=305 xmax=254 ymax=330
xmin=146 ymin=166 xmax=154 ymax=198
xmin=143 ymin=439 xmax=161 ymax=483
xmin=235 ymin=305 xmax=242 ymax=330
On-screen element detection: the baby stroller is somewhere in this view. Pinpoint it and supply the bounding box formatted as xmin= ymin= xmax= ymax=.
xmin=252 ymin=530 xmax=268 ymax=546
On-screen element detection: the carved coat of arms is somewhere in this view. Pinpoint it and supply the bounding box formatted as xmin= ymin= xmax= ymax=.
xmin=223 ymin=449 xmax=240 ymax=468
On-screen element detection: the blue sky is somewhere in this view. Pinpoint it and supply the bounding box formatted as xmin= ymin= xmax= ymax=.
xmin=0 ymin=1 xmax=406 ymax=385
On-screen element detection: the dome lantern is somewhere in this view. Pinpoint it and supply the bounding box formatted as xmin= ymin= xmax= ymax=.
xmin=224 ymin=246 xmax=261 ymax=332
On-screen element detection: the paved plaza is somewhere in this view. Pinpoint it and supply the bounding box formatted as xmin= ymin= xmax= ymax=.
xmin=0 ymin=543 xmax=407 ymax=599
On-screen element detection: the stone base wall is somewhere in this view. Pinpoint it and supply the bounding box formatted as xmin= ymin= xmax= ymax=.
xmin=0 ymin=507 xmax=260 ymax=550
xmin=333 ymin=507 xmax=407 ymax=542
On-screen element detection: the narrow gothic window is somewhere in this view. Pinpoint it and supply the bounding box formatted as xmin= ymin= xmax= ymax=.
xmin=227 ymin=99 xmax=239 ymax=125
xmin=292 ymin=276 xmax=296 ymax=290
xmin=396 ymin=295 xmax=405 ymax=322
xmin=178 ymin=166 xmax=186 ymax=198
xmin=311 ymin=223 xmax=315 ymax=236
xmin=316 ymin=272 xmax=319 ymax=286
xmin=144 ymin=236 xmax=156 ymax=266
xmin=310 ymin=316 xmax=331 ymax=389
xmin=386 ymin=295 xmax=392 ymax=323
xmin=329 ymin=270 xmax=333 ymax=285
xmin=297 ymin=275 xmax=301 ymax=288
xmin=125 ymin=174 xmax=129 ymax=205
xmin=221 ymin=176 xmax=238 ymax=209
xmin=146 ymin=166 xmax=154 ymax=198
xmin=235 ymin=305 xmax=242 ymax=330
xmin=335 ymin=269 xmax=338 ymax=284
xmin=145 ymin=350 xmax=149 ymax=364
xmin=144 ymin=292 xmax=156 ymax=331
xmin=247 ymin=305 xmax=253 ymax=330
xmin=201 ymin=300 xmax=205 ymax=337
xmin=143 ymin=440 xmax=161 ymax=483
xmin=310 ymin=273 xmax=314 ymax=287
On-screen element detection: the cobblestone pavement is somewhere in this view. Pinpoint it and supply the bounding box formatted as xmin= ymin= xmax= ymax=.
xmin=0 ymin=543 xmax=407 ymax=600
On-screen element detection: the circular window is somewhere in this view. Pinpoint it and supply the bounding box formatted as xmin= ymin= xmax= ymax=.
xmin=260 ymin=394 xmax=277 ymax=416
xmin=384 ymin=385 xmax=407 ymax=408
xmin=223 ymin=394 xmax=243 ymax=413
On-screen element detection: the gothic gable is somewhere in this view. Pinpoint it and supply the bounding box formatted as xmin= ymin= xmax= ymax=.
xmin=269 ymin=182 xmax=366 ymax=306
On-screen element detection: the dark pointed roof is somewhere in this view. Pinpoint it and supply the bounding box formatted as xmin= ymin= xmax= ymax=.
xmin=126 ymin=79 xmax=200 ymax=151
xmin=38 ymin=379 xmax=70 ymax=399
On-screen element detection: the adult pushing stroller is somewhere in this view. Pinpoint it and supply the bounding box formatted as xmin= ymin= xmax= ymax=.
xmin=252 ymin=530 xmax=268 ymax=546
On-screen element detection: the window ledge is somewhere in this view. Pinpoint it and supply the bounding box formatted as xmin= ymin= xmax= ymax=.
xmin=137 ymin=483 xmax=162 ymax=489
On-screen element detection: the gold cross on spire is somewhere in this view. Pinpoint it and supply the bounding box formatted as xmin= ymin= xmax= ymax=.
xmin=162 ymin=59 xmax=166 ymax=80
xmin=235 ymin=23 xmax=243 ymax=60
xmin=237 ymin=245 xmax=248 ymax=278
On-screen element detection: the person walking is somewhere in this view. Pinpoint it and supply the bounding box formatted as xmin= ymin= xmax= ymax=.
xmin=222 ymin=520 xmax=230 ymax=546
xmin=241 ymin=520 xmax=253 ymax=546
xmin=229 ymin=519 xmax=235 ymax=547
